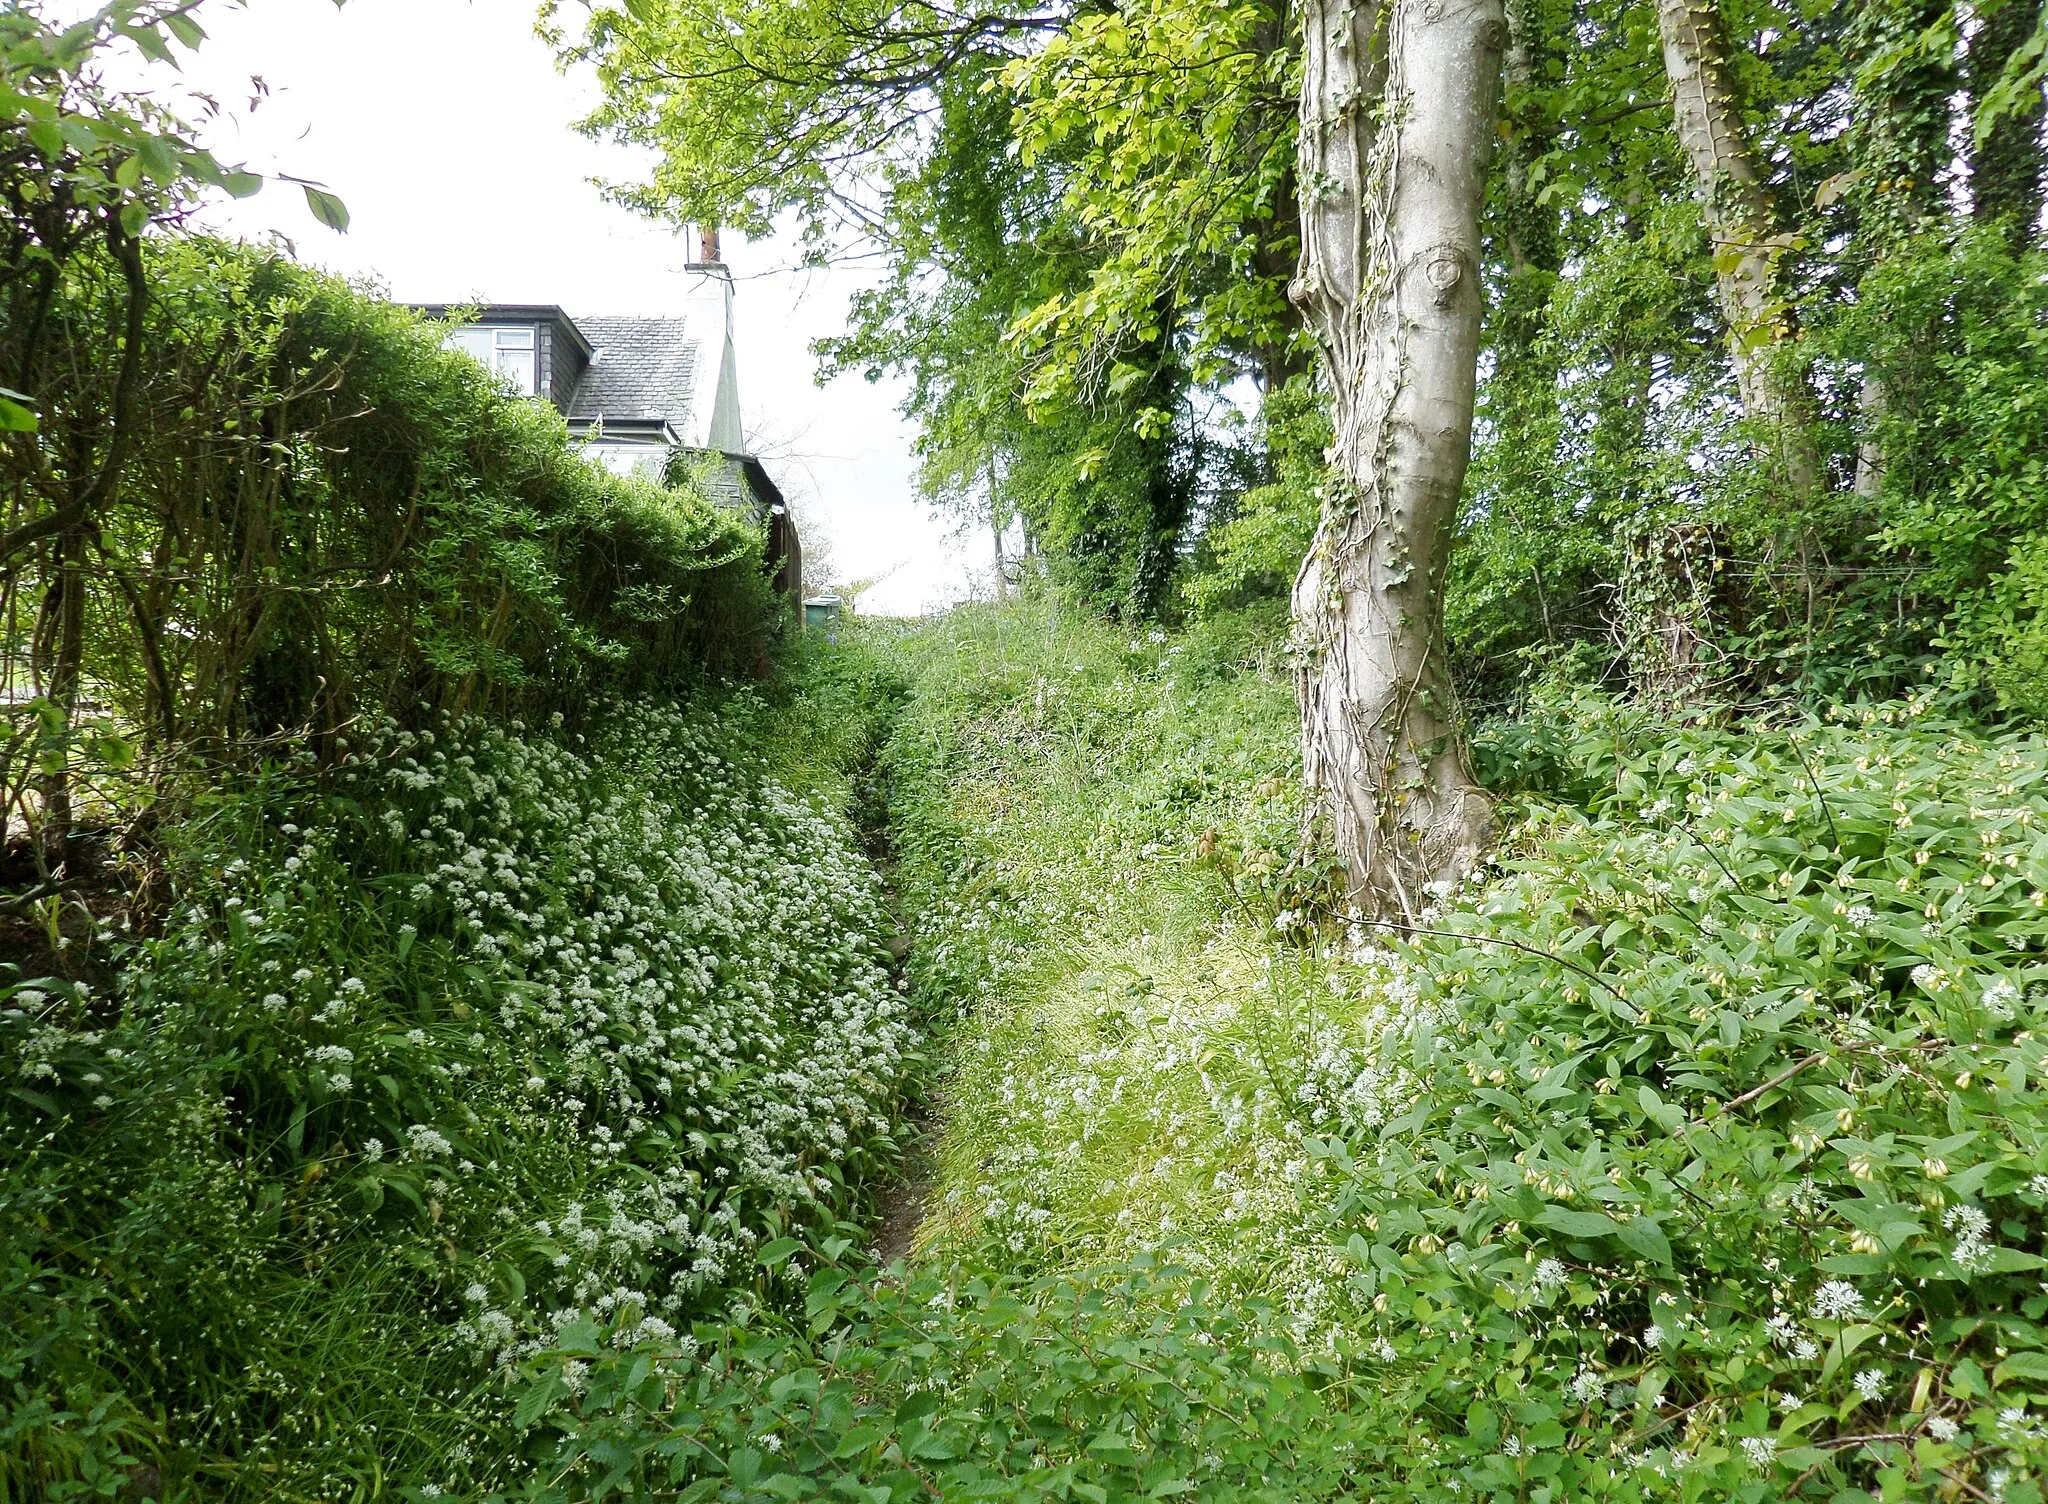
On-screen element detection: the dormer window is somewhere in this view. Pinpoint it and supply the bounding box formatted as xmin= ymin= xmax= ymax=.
xmin=447 ymin=324 xmax=537 ymax=396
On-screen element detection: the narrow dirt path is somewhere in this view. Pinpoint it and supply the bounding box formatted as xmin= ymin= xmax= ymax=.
xmin=871 ymin=1099 xmax=936 ymax=1265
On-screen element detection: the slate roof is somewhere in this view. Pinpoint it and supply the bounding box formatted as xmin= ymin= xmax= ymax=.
xmin=565 ymin=317 xmax=699 ymax=429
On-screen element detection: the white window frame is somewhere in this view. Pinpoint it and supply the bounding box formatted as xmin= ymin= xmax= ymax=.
xmin=446 ymin=324 xmax=539 ymax=397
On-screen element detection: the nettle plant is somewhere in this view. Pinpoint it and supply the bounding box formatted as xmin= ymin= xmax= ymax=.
xmin=1302 ymin=700 xmax=2048 ymax=1499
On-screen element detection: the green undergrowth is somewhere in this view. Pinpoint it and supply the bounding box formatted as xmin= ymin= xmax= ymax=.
xmin=19 ymin=596 xmax=2048 ymax=1502
xmin=0 ymin=645 xmax=911 ymax=1502
xmin=518 ymin=595 xmax=2048 ymax=1503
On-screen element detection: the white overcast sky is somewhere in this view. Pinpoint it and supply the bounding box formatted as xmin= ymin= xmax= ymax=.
xmin=125 ymin=0 xmax=986 ymax=614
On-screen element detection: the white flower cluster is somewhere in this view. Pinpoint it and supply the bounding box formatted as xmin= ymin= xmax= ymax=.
xmin=1945 ymin=1204 xmax=1997 ymax=1274
xmin=1810 ymin=1280 xmax=1868 ymax=1321
xmin=153 ymin=698 xmax=911 ymax=1365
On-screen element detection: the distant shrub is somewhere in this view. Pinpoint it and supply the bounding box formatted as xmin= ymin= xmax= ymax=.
xmin=1806 ymin=229 xmax=2048 ymax=715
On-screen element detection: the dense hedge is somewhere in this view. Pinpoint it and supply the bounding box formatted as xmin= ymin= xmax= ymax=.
xmin=0 ymin=237 xmax=781 ymax=850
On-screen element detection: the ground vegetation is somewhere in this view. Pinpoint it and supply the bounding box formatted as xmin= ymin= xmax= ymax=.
xmin=5 ymin=2 xmax=2048 ymax=1501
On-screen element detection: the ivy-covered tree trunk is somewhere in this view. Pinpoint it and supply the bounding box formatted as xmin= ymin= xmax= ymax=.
xmin=1967 ymin=0 xmax=2046 ymax=248
xmin=1655 ymin=0 xmax=1822 ymax=497
xmin=1847 ymin=0 xmax=1956 ymax=500
xmin=1291 ymin=0 xmax=1504 ymax=918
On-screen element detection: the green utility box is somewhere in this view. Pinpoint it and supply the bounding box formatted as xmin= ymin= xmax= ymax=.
xmin=803 ymin=595 xmax=843 ymax=636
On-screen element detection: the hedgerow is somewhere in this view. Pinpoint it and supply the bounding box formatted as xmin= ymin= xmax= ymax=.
xmin=1 ymin=232 xmax=786 ymax=874
xmin=2 ymin=678 xmax=910 ymax=1499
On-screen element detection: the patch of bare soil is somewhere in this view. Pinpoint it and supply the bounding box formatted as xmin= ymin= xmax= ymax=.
xmin=872 ymin=1100 xmax=937 ymax=1268
xmin=0 ymin=829 xmax=156 ymax=988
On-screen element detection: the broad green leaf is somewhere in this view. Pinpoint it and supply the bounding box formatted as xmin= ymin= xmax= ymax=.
xmin=1536 ymin=1206 xmax=1620 ymax=1239
xmin=1616 ymin=1216 xmax=1673 ymax=1266
xmin=301 ymin=183 xmax=351 ymax=232
xmin=1996 ymin=1352 xmax=2048 ymax=1386
xmin=513 ymin=1371 xmax=564 ymax=1429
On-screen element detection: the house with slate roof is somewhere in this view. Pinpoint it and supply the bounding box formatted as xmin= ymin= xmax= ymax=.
xmin=415 ymin=233 xmax=799 ymax=604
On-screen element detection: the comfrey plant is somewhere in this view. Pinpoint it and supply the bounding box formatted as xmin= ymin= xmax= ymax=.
xmin=1 ymin=693 xmax=909 ymax=1495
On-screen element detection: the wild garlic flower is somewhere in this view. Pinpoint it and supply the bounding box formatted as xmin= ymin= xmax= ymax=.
xmin=1983 ymin=978 xmax=2021 ymax=1018
xmin=1946 ymin=1205 xmax=1995 ymax=1273
xmin=1810 ymin=1281 xmax=1866 ymax=1321
xmin=1853 ymin=1368 xmax=1886 ymax=1402
xmin=406 ymin=1124 xmax=453 ymax=1158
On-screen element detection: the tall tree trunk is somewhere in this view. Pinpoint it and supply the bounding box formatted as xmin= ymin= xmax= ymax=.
xmin=1853 ymin=372 xmax=1889 ymax=499
xmin=989 ymin=462 xmax=1008 ymax=598
xmin=1499 ymin=0 xmax=1560 ymax=361
xmin=37 ymin=524 xmax=85 ymax=869
xmin=1130 ymin=296 xmax=1190 ymax=618
xmin=1848 ymin=0 xmax=1958 ymax=501
xmin=1967 ymin=0 xmax=2046 ymax=248
xmin=1291 ymin=0 xmax=1504 ymax=918
xmin=1655 ymin=0 xmax=1823 ymax=496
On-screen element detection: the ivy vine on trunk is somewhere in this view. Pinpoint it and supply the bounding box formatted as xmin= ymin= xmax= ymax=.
xmin=1654 ymin=0 xmax=1823 ymax=499
xmin=1290 ymin=0 xmax=1504 ymax=917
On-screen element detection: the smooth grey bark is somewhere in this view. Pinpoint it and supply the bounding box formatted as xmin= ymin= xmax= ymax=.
xmin=1290 ymin=0 xmax=1504 ymax=918
xmin=1854 ymin=372 xmax=1889 ymax=499
xmin=1655 ymin=0 xmax=1822 ymax=497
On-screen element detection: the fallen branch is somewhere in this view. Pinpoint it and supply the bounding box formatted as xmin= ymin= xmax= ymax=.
xmin=1695 ymin=1051 xmax=1828 ymax=1125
